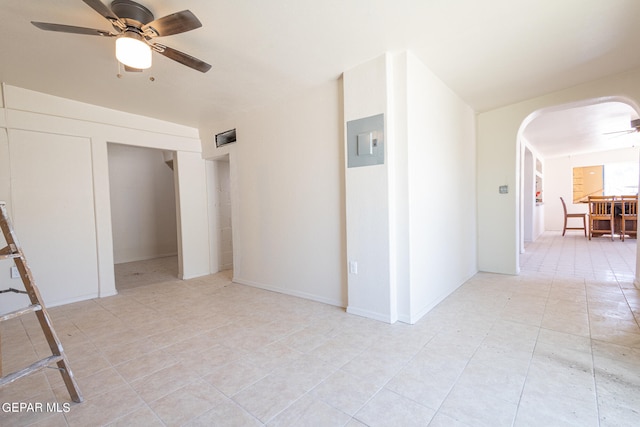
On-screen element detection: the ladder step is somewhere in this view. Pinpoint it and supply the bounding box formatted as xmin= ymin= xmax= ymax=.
xmin=0 ymin=355 xmax=64 ymax=386
xmin=0 ymin=244 xmax=20 ymax=260
xmin=1 ymin=202 xmax=83 ymax=402
xmin=0 ymin=304 xmax=42 ymax=322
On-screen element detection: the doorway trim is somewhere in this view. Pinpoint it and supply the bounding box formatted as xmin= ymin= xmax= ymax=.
xmin=206 ymin=152 xmax=237 ymax=275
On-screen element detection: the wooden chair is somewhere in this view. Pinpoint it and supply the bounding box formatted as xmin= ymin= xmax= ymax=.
xmin=619 ymin=195 xmax=638 ymax=241
xmin=588 ymin=195 xmax=615 ymax=240
xmin=560 ymin=197 xmax=586 ymax=237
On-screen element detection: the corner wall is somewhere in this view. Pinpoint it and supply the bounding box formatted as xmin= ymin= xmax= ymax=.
xmin=200 ymin=80 xmax=347 ymax=307
xmin=404 ymin=52 xmax=477 ymax=323
xmin=343 ymin=52 xmax=477 ymax=324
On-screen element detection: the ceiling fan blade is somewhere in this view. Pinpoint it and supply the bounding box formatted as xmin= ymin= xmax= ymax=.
xmin=143 ymin=10 xmax=202 ymax=37
xmin=603 ymin=129 xmax=635 ymax=136
xmin=31 ymin=21 xmax=116 ymax=37
xmin=152 ymin=43 xmax=211 ymax=73
xmin=82 ymin=0 xmax=120 ymax=21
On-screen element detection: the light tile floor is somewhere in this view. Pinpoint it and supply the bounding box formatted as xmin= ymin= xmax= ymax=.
xmin=114 ymin=256 xmax=179 ymax=291
xmin=1 ymin=232 xmax=639 ymax=426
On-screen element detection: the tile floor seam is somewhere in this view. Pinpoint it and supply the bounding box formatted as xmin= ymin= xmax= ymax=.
xmin=261 ymin=390 xmax=344 ymax=427
xmin=105 ymin=401 xmax=161 ymax=427
xmin=62 ymin=382 xmax=147 ymax=427
xmin=228 ymin=386 xmax=277 ymax=425
xmin=306 ymin=370 xmax=381 ymax=420
xmin=337 ymin=328 xmax=446 ymax=425
xmin=423 ymin=291 xmax=533 ymax=425
xmin=584 ymin=277 xmax=603 ymax=427
xmin=510 ymin=268 xmax=554 ymax=427
xmin=395 ymin=315 xmax=503 ymax=425
xmin=140 ymin=371 xmax=231 ymax=426
xmin=620 ymin=283 xmax=640 ymax=330
xmin=207 ymin=362 xmax=270 ymax=400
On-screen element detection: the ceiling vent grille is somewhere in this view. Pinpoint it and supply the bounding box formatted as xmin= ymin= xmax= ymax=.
xmin=215 ymin=129 xmax=236 ymax=148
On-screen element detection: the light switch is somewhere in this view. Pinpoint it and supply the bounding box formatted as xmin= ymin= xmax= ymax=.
xmin=499 ymin=185 xmax=509 ymax=194
xmin=357 ymin=132 xmax=373 ymax=156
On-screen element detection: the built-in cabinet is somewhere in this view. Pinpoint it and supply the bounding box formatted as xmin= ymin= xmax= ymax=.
xmin=522 ymin=143 xmax=544 ymax=244
xmin=535 ymin=158 xmax=543 ymax=204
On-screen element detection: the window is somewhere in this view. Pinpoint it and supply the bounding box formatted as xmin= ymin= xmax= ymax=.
xmin=573 ymin=162 xmax=638 ymax=203
xmin=604 ymin=161 xmax=639 ymax=195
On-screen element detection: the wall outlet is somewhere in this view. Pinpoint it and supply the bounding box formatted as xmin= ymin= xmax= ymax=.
xmin=348 ymin=261 xmax=358 ymax=275
xmin=10 ymin=266 xmax=20 ymax=279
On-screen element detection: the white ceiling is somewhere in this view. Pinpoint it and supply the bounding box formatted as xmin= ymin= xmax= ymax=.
xmin=2 ymin=0 xmax=640 ymax=155
xmin=523 ymin=101 xmax=640 ymax=158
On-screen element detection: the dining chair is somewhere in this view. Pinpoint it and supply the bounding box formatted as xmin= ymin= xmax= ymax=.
xmin=588 ymin=195 xmax=616 ymax=240
xmin=560 ymin=197 xmax=586 ymax=237
xmin=619 ymin=195 xmax=638 ymax=241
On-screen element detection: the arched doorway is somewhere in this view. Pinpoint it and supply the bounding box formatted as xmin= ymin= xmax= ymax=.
xmin=517 ymin=96 xmax=640 ymax=270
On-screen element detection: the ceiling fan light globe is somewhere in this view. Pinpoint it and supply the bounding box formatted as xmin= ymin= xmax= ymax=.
xmin=115 ymin=33 xmax=152 ymax=69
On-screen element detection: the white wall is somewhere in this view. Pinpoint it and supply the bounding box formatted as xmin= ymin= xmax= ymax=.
xmin=205 ymin=158 xmax=233 ymax=273
xmin=343 ymin=54 xmax=394 ymax=322
xmin=404 ymin=52 xmax=477 ymax=323
xmin=544 ymin=147 xmax=640 ymax=231
xmin=200 ymin=80 xmax=346 ymax=307
xmin=342 ymin=52 xmax=477 ymax=324
xmin=478 ymin=68 xmax=640 ymax=277
xmin=3 ymin=130 xmax=99 ymax=308
xmin=216 ymin=159 xmax=233 ymax=270
xmin=174 ymin=151 xmax=211 ymax=280
xmin=108 ymin=144 xmax=177 ymax=264
xmin=201 ymin=51 xmax=477 ymax=324
xmin=0 ymin=83 xmax=207 ymax=312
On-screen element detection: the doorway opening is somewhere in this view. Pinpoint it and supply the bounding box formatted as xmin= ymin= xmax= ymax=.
xmin=518 ymin=97 xmax=640 ymax=271
xmin=107 ymin=143 xmax=179 ymax=290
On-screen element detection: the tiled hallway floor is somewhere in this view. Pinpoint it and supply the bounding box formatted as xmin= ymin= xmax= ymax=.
xmin=1 ymin=232 xmax=639 ymax=426
xmin=114 ymin=256 xmax=179 ymax=291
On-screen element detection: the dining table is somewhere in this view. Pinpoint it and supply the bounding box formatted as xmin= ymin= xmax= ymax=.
xmin=584 ymin=196 xmax=637 ymax=240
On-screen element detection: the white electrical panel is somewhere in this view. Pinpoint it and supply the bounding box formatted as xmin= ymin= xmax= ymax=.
xmin=347 ymin=114 xmax=384 ymax=168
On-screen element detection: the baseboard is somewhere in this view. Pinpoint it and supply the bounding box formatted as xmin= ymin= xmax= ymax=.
xmin=232 ymin=276 xmax=344 ymax=308
xmin=346 ymin=305 xmax=394 ymax=323
xmin=180 ymin=271 xmax=211 ymax=280
xmin=47 ymin=293 xmax=100 ymax=308
xmin=115 ymin=252 xmax=178 ymax=265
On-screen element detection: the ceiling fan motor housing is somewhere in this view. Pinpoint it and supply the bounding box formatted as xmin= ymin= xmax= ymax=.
xmin=111 ymin=0 xmax=154 ymax=27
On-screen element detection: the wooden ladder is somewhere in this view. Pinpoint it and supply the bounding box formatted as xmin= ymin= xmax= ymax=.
xmin=0 ymin=201 xmax=83 ymax=403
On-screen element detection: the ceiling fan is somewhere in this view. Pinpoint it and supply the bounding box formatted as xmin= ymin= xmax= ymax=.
xmin=31 ymin=0 xmax=211 ymax=73
xmin=604 ymin=118 xmax=640 ymax=137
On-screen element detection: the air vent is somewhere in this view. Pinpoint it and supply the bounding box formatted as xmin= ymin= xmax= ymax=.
xmin=215 ymin=129 xmax=236 ymax=148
